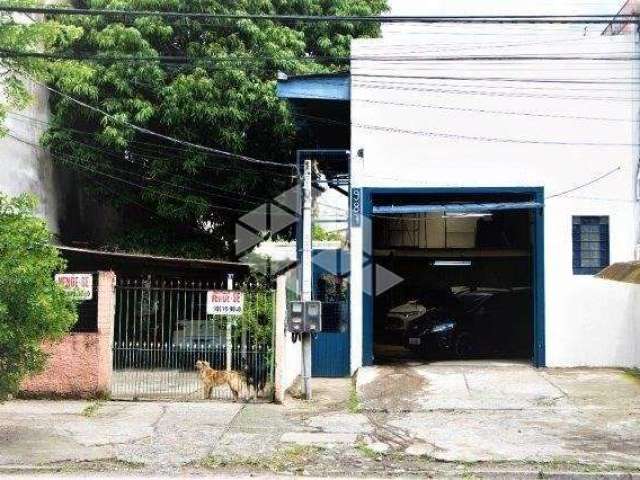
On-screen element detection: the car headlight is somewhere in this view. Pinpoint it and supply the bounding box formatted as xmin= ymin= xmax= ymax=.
xmin=431 ymin=321 xmax=455 ymax=333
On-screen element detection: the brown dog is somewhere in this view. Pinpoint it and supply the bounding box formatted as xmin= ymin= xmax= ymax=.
xmin=195 ymin=360 xmax=246 ymax=401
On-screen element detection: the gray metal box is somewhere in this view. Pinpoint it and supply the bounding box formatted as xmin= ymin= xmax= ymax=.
xmin=304 ymin=301 xmax=322 ymax=333
xmin=287 ymin=300 xmax=322 ymax=333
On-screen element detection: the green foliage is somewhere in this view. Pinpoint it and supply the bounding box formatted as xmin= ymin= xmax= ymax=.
xmin=312 ymin=224 xmax=343 ymax=242
xmin=0 ymin=0 xmax=388 ymax=257
xmin=0 ymin=0 xmax=83 ymax=132
xmin=0 ymin=194 xmax=78 ymax=399
xmin=239 ymin=289 xmax=274 ymax=346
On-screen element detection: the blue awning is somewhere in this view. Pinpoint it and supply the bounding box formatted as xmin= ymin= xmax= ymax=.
xmin=372 ymin=201 xmax=543 ymax=215
xmin=277 ymin=73 xmax=350 ymax=101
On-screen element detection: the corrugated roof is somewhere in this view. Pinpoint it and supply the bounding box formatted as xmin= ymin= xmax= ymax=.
xmin=596 ymin=261 xmax=640 ymax=284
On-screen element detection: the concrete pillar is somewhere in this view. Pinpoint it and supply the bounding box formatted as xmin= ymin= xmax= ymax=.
xmin=274 ymin=274 xmax=287 ymax=403
xmin=96 ymin=271 xmax=116 ymax=396
xmin=273 ymin=272 xmax=304 ymax=402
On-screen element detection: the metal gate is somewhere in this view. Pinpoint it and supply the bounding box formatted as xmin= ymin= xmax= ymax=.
xmin=111 ymin=279 xmax=274 ymax=401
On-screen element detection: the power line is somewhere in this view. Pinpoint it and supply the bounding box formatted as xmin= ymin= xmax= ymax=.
xmin=363 ymin=166 xmax=622 ymax=206
xmin=353 ymin=79 xmax=636 ymax=95
xmin=7 ymin=111 xmax=295 ymax=197
xmin=353 ymin=73 xmax=640 ymax=86
xmin=292 ymin=110 xmax=638 ymax=146
xmin=0 ymin=7 xmax=636 ymax=24
xmin=53 ymin=140 xmax=263 ymax=207
xmin=20 ymin=74 xmax=294 ymax=170
xmin=8 ymin=49 xmax=640 ymax=65
xmin=546 ymin=166 xmax=622 ymax=199
xmin=352 ymin=81 xmax=633 ymax=101
xmin=294 ymin=100 xmax=639 ymax=126
xmin=6 ymin=131 xmax=254 ymax=214
xmin=351 ymin=123 xmax=637 ymax=147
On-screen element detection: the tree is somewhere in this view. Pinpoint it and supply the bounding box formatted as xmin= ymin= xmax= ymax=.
xmin=0 ymin=0 xmax=83 ymax=132
xmin=0 ymin=193 xmax=77 ymax=399
xmin=0 ymin=0 xmax=388 ymax=258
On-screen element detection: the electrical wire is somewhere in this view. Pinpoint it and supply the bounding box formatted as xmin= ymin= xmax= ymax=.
xmin=290 ymin=110 xmax=638 ymax=146
xmin=546 ymin=166 xmax=622 ymax=199
xmin=353 ymin=122 xmax=638 ymax=146
xmin=7 ymin=49 xmax=640 ymax=65
xmin=351 ymin=81 xmax=634 ymax=101
xmin=353 ymin=79 xmax=637 ymax=95
xmin=367 ymin=167 xmax=625 ymax=219
xmin=352 ymin=73 xmax=640 ymax=86
xmin=294 ymin=100 xmax=639 ymax=123
xmin=19 ymin=73 xmax=295 ymax=170
xmin=6 ymin=131 xmax=255 ymax=214
xmin=5 ymin=111 xmax=296 ymax=186
xmin=0 ymin=7 xmax=636 ymax=24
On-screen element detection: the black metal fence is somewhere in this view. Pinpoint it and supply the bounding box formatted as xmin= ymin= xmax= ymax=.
xmin=111 ymin=279 xmax=274 ymax=401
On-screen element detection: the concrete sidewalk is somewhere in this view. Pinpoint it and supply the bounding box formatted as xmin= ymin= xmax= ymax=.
xmin=357 ymin=362 xmax=640 ymax=467
xmin=1 ymin=364 xmax=639 ymax=477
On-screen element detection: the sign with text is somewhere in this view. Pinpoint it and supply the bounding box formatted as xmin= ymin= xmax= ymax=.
xmin=206 ymin=290 xmax=244 ymax=316
xmin=55 ymin=273 xmax=93 ymax=301
xmin=351 ymin=187 xmax=362 ymax=227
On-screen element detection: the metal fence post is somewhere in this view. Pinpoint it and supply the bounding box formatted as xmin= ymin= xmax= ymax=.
xmin=226 ymin=274 xmax=234 ymax=372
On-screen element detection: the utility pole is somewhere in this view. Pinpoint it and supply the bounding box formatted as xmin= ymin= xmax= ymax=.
xmin=301 ymin=158 xmax=313 ymax=399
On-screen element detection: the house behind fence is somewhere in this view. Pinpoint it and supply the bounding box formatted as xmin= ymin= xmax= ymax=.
xmin=20 ymin=248 xmax=281 ymax=401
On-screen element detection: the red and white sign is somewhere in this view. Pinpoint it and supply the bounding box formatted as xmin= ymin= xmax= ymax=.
xmin=206 ymin=290 xmax=244 ymax=316
xmin=55 ymin=273 xmax=93 ymax=300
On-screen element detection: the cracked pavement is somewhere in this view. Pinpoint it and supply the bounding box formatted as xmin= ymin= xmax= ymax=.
xmin=1 ymin=362 xmax=639 ymax=476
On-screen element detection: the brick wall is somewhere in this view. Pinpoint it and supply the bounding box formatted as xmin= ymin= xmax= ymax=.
xmin=20 ymin=271 xmax=116 ymax=398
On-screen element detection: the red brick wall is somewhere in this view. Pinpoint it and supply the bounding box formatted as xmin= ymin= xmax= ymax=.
xmin=20 ymin=271 xmax=116 ymax=398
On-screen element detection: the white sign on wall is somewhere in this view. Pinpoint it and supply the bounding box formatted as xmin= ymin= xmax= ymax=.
xmin=206 ymin=290 xmax=244 ymax=316
xmin=55 ymin=273 xmax=93 ymax=300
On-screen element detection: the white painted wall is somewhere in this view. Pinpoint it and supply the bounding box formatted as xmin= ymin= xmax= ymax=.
xmin=0 ymin=78 xmax=61 ymax=235
xmin=274 ymin=271 xmax=303 ymax=400
xmin=350 ymin=32 xmax=640 ymax=369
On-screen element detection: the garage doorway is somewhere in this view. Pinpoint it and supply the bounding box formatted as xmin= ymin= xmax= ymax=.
xmin=361 ymin=188 xmax=545 ymax=367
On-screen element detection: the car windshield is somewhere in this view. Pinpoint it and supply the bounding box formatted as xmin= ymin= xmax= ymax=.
xmin=405 ymin=289 xmax=458 ymax=309
xmin=455 ymin=291 xmax=494 ymax=312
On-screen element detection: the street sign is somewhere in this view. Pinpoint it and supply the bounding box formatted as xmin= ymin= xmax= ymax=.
xmin=206 ymin=290 xmax=244 ymax=316
xmin=55 ymin=273 xmax=93 ymax=300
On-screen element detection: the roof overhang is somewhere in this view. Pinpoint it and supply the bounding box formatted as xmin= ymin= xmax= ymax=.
xmin=373 ymin=201 xmax=543 ymax=215
xmin=596 ymin=261 xmax=640 ymax=284
xmin=57 ymin=245 xmax=249 ymax=271
xmin=277 ymin=72 xmax=350 ymax=101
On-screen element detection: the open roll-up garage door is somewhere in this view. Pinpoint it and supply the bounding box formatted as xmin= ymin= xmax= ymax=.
xmin=362 ymin=188 xmax=545 ymax=368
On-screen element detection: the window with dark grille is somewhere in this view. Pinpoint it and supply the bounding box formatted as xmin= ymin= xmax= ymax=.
xmin=572 ymin=216 xmax=610 ymax=275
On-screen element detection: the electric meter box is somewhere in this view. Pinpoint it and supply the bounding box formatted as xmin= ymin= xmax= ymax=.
xmin=304 ymin=301 xmax=322 ymax=332
xmin=287 ymin=301 xmax=305 ymax=333
xmin=287 ymin=300 xmax=322 ymax=333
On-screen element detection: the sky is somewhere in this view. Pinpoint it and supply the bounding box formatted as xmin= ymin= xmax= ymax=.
xmin=386 ymin=0 xmax=626 ymax=16
xmin=383 ymin=0 xmax=629 ymax=37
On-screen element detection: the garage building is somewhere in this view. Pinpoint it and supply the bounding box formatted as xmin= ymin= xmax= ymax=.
xmin=279 ymin=25 xmax=640 ymax=376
